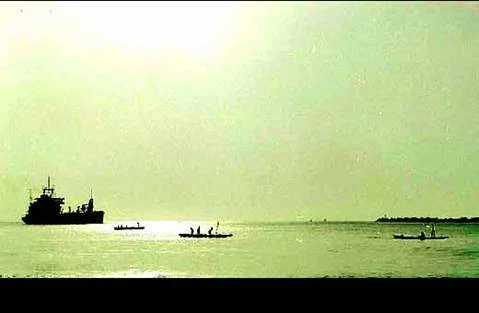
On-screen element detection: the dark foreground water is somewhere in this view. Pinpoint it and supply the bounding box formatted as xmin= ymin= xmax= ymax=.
xmin=0 ymin=221 xmax=478 ymax=277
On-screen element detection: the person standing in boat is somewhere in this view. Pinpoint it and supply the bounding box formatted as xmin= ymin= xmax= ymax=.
xmin=430 ymin=224 xmax=436 ymax=238
xmin=197 ymin=226 xmax=201 ymax=235
xmin=208 ymin=227 xmax=213 ymax=235
xmin=190 ymin=227 xmax=194 ymax=235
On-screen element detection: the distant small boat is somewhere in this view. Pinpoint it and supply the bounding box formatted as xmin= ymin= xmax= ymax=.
xmin=114 ymin=222 xmax=144 ymax=230
xmin=393 ymin=223 xmax=448 ymax=240
xmin=178 ymin=233 xmax=232 ymax=238
xmin=393 ymin=234 xmax=448 ymax=240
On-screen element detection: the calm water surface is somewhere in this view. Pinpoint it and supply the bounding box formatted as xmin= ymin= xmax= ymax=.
xmin=1 ymin=221 xmax=478 ymax=278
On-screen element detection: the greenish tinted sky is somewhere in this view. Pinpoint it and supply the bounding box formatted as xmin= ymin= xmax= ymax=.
xmin=1 ymin=1 xmax=479 ymax=222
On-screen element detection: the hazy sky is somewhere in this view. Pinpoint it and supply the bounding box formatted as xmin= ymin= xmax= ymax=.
xmin=1 ymin=1 xmax=479 ymax=222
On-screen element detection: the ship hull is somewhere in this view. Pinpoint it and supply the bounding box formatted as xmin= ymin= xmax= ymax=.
xmin=21 ymin=211 xmax=104 ymax=225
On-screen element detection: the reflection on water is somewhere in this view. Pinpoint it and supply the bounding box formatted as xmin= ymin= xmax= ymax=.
xmin=0 ymin=221 xmax=478 ymax=277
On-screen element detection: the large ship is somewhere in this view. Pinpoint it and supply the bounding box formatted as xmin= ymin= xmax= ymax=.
xmin=21 ymin=177 xmax=105 ymax=225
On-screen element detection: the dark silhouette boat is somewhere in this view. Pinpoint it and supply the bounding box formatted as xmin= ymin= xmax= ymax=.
xmin=114 ymin=223 xmax=145 ymax=230
xmin=393 ymin=234 xmax=449 ymax=240
xmin=179 ymin=222 xmax=232 ymax=238
xmin=21 ymin=176 xmax=104 ymax=225
xmin=178 ymin=233 xmax=232 ymax=238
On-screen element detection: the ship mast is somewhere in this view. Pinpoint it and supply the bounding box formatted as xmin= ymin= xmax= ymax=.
xmin=43 ymin=175 xmax=54 ymax=197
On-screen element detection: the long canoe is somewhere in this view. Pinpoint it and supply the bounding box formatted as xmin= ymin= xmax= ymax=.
xmin=179 ymin=233 xmax=232 ymax=238
xmin=114 ymin=226 xmax=145 ymax=230
xmin=393 ymin=234 xmax=448 ymax=240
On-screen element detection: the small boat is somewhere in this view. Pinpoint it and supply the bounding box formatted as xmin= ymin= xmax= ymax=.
xmin=393 ymin=223 xmax=448 ymax=240
xmin=393 ymin=234 xmax=449 ymax=240
xmin=178 ymin=233 xmax=232 ymax=238
xmin=179 ymin=221 xmax=232 ymax=238
xmin=114 ymin=222 xmax=145 ymax=230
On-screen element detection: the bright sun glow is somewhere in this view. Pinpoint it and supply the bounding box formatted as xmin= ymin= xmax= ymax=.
xmin=65 ymin=1 xmax=241 ymax=57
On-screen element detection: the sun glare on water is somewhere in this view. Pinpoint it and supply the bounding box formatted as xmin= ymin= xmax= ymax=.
xmin=65 ymin=1 xmax=242 ymax=57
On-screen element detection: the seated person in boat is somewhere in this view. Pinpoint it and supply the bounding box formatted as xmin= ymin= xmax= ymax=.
xmin=419 ymin=231 xmax=426 ymax=240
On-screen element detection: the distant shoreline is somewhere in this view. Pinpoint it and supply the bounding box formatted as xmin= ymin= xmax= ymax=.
xmin=376 ymin=217 xmax=479 ymax=223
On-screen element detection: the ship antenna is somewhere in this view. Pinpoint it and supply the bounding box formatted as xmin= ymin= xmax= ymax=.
xmin=90 ymin=187 xmax=93 ymax=199
xmin=48 ymin=176 xmax=51 ymax=189
xmin=29 ymin=189 xmax=32 ymax=203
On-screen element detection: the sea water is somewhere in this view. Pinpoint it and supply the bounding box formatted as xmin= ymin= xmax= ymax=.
xmin=0 ymin=221 xmax=478 ymax=278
